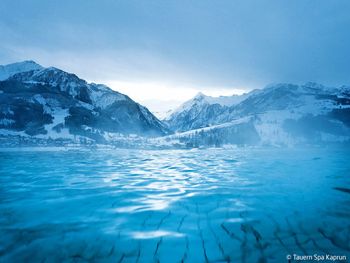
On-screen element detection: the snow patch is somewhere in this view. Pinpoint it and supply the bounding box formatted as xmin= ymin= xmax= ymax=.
xmin=0 ymin=60 xmax=43 ymax=81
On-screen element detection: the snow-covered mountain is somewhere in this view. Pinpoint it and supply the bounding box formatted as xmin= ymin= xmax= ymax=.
xmin=0 ymin=60 xmax=43 ymax=81
xmin=164 ymin=83 xmax=350 ymax=146
xmin=1 ymin=60 xmax=349 ymax=147
xmin=165 ymin=92 xmax=252 ymax=131
xmin=0 ymin=61 xmax=169 ymax=145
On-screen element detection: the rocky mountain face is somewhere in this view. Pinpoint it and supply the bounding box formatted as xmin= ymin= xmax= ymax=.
xmin=0 ymin=61 xmax=169 ymax=145
xmin=164 ymin=83 xmax=350 ymax=146
xmin=164 ymin=92 xmax=252 ymax=131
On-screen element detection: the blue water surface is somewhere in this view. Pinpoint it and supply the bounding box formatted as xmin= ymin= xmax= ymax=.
xmin=0 ymin=147 xmax=350 ymax=262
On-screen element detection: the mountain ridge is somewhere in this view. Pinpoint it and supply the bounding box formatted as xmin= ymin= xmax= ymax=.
xmin=1 ymin=60 xmax=349 ymax=147
xmin=0 ymin=60 xmax=169 ymax=145
xmin=0 ymin=60 xmax=43 ymax=81
xmin=163 ymin=82 xmax=350 ymax=146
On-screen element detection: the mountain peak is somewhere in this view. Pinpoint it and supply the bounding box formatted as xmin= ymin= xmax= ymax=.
xmin=4 ymin=60 xmax=43 ymax=69
xmin=165 ymin=91 xmax=251 ymax=124
xmin=0 ymin=60 xmax=169 ymax=141
xmin=194 ymin=92 xmax=206 ymax=98
xmin=20 ymin=60 xmax=41 ymax=66
xmin=0 ymin=60 xmax=43 ymax=81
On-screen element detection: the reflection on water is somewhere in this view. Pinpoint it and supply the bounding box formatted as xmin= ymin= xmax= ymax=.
xmin=0 ymin=147 xmax=350 ymax=262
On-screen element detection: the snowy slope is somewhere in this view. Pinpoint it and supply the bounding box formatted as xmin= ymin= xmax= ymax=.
xmin=0 ymin=61 xmax=169 ymax=145
xmin=166 ymin=92 xmax=250 ymax=120
xmin=1 ymin=60 xmax=349 ymax=147
xmin=165 ymin=91 xmax=254 ymax=131
xmin=164 ymin=82 xmax=350 ymax=146
xmin=0 ymin=60 xmax=43 ymax=81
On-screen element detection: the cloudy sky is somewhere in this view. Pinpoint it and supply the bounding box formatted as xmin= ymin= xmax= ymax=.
xmin=1 ymin=0 xmax=350 ymax=114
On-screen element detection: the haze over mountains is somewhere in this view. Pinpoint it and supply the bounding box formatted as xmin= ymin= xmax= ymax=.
xmin=0 ymin=61 xmax=349 ymax=147
xmin=162 ymin=83 xmax=350 ymax=146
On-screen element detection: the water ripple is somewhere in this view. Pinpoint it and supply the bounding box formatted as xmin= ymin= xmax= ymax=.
xmin=0 ymin=147 xmax=350 ymax=262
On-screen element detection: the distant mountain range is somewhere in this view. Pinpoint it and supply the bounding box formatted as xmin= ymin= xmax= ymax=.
xmin=163 ymin=83 xmax=350 ymax=146
xmin=0 ymin=61 xmax=168 ymax=145
xmin=164 ymin=91 xmax=252 ymax=131
xmin=0 ymin=60 xmax=349 ymax=147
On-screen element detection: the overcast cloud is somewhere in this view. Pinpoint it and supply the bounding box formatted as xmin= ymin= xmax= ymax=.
xmin=1 ymin=0 xmax=350 ymax=112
